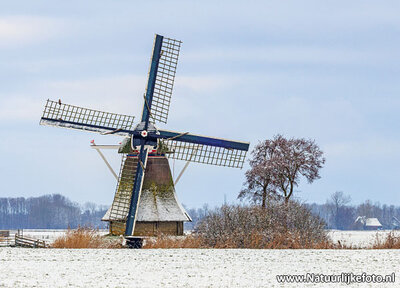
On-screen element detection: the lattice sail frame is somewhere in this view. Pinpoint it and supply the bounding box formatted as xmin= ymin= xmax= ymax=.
xmin=40 ymin=100 xmax=135 ymax=135
xmin=150 ymin=37 xmax=182 ymax=124
xmin=109 ymin=155 xmax=138 ymax=222
xmin=159 ymin=139 xmax=247 ymax=168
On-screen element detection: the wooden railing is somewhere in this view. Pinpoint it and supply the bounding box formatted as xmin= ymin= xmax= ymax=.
xmin=0 ymin=236 xmax=14 ymax=247
xmin=15 ymin=234 xmax=49 ymax=248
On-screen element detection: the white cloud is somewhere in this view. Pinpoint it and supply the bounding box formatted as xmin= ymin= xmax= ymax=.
xmin=0 ymin=73 xmax=239 ymax=123
xmin=0 ymin=75 xmax=147 ymax=122
xmin=228 ymin=1 xmax=400 ymax=37
xmin=175 ymin=75 xmax=238 ymax=93
xmin=184 ymin=45 xmax=394 ymax=67
xmin=0 ymin=95 xmax=42 ymax=122
xmin=324 ymin=138 xmax=400 ymax=159
xmin=0 ymin=16 xmax=63 ymax=47
xmin=43 ymin=75 xmax=147 ymax=115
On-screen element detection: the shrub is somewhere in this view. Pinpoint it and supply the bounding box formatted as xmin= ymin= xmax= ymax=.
xmin=372 ymin=232 xmax=400 ymax=249
xmin=195 ymin=201 xmax=330 ymax=248
xmin=52 ymin=227 xmax=122 ymax=248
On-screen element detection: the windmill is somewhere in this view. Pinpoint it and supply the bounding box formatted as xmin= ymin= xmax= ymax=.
xmin=40 ymin=34 xmax=250 ymax=242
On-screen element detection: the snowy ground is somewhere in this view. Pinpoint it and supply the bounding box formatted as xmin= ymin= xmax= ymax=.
xmin=327 ymin=230 xmax=400 ymax=248
xmin=6 ymin=229 xmax=109 ymax=245
xmin=0 ymin=248 xmax=398 ymax=287
xmin=10 ymin=229 xmax=397 ymax=248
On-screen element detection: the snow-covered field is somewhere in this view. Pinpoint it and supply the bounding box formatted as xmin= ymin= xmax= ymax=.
xmin=5 ymin=229 xmax=109 ymax=245
xmin=327 ymin=230 xmax=400 ymax=248
xmin=1 ymin=230 xmax=399 ymax=287
xmin=0 ymin=248 xmax=399 ymax=287
xmin=10 ymin=229 xmax=397 ymax=248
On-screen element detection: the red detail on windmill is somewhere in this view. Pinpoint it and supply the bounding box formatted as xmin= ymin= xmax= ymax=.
xmin=141 ymin=131 xmax=148 ymax=137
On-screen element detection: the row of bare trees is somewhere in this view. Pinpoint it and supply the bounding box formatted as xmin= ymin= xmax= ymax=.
xmin=0 ymin=194 xmax=108 ymax=229
xmin=309 ymin=191 xmax=400 ymax=230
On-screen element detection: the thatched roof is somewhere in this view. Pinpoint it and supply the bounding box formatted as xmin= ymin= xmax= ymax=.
xmin=102 ymin=187 xmax=191 ymax=222
xmin=354 ymin=216 xmax=382 ymax=227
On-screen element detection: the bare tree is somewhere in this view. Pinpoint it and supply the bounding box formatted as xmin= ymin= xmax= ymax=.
xmin=327 ymin=191 xmax=353 ymax=229
xmin=274 ymin=135 xmax=325 ymax=203
xmin=329 ymin=191 xmax=351 ymax=207
xmin=83 ymin=202 xmax=97 ymax=214
xmin=357 ymin=200 xmax=379 ymax=218
xmin=239 ymin=135 xmax=325 ymax=207
xmin=238 ymin=139 xmax=280 ymax=208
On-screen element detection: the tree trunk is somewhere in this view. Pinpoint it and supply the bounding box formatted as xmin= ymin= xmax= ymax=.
xmin=262 ymin=186 xmax=267 ymax=209
xmin=284 ymin=196 xmax=289 ymax=205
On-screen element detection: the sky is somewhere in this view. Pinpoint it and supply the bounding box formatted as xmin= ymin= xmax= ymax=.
xmin=0 ymin=1 xmax=399 ymax=208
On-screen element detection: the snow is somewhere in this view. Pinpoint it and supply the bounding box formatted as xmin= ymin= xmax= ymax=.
xmin=102 ymin=187 xmax=191 ymax=222
xmin=6 ymin=229 xmax=398 ymax=248
xmin=0 ymin=248 xmax=399 ymax=287
xmin=365 ymin=218 xmax=382 ymax=227
xmin=7 ymin=229 xmax=399 ymax=248
xmin=327 ymin=230 xmax=400 ymax=248
xmin=136 ymin=187 xmax=191 ymax=222
xmin=7 ymin=229 xmax=109 ymax=244
xmin=1 ymin=230 xmax=400 ymax=286
xmin=354 ymin=216 xmax=383 ymax=228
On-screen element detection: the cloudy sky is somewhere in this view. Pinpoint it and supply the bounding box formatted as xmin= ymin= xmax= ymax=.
xmin=0 ymin=1 xmax=399 ymax=208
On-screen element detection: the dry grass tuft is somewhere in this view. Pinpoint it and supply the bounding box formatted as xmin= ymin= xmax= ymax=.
xmin=210 ymin=231 xmax=337 ymax=249
xmin=52 ymin=227 xmax=122 ymax=249
xmin=143 ymin=234 xmax=205 ymax=249
xmin=52 ymin=228 xmax=400 ymax=249
xmin=372 ymin=231 xmax=400 ymax=249
xmin=142 ymin=231 xmax=338 ymax=249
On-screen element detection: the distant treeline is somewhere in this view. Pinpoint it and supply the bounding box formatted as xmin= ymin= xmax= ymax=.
xmin=0 ymin=194 xmax=108 ymax=229
xmin=185 ymin=194 xmax=400 ymax=231
xmin=183 ymin=204 xmax=209 ymax=231
xmin=307 ymin=192 xmax=400 ymax=230
xmin=2 ymin=193 xmax=400 ymax=231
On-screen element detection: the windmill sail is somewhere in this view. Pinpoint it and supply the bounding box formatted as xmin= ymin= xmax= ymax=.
xmin=109 ymin=156 xmax=138 ymax=217
xmin=106 ymin=155 xmax=141 ymax=235
xmin=40 ymin=99 xmax=135 ymax=136
xmin=125 ymin=147 xmax=149 ymax=236
xmin=158 ymin=130 xmax=249 ymax=168
xmin=148 ymin=37 xmax=182 ymax=124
